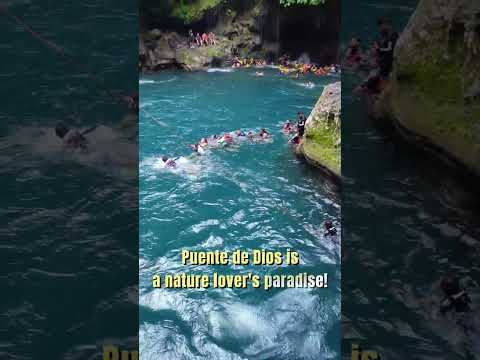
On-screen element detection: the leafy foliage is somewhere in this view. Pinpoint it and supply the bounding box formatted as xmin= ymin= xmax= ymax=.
xmin=171 ymin=0 xmax=225 ymax=24
xmin=279 ymin=0 xmax=326 ymax=7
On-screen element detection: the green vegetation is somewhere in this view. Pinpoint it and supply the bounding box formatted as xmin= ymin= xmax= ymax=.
xmin=395 ymin=43 xmax=471 ymax=139
xmin=302 ymin=124 xmax=340 ymax=176
xmin=206 ymin=47 xmax=223 ymax=58
xmin=171 ymin=0 xmax=225 ymax=24
xmin=280 ymin=0 xmax=326 ymax=6
xmin=164 ymin=0 xmax=326 ymax=24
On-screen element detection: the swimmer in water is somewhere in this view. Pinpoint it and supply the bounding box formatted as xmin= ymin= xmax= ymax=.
xmin=161 ymin=156 xmax=177 ymax=168
xmin=55 ymin=122 xmax=93 ymax=151
xmin=223 ymin=133 xmax=234 ymax=143
xmin=199 ymin=137 xmax=208 ymax=147
xmin=324 ymin=220 xmax=337 ymax=236
xmin=255 ymin=71 xmax=264 ymax=77
xmin=195 ymin=143 xmax=206 ymax=155
xmin=440 ymin=275 xmax=471 ymax=315
xmin=247 ymin=131 xmax=255 ymax=140
xmin=259 ymin=128 xmax=270 ymax=139
xmin=289 ymin=134 xmax=301 ymax=146
xmin=283 ymin=120 xmax=293 ymax=133
xmin=236 ymin=129 xmax=246 ymax=137
xmin=190 ymin=143 xmax=200 ymax=154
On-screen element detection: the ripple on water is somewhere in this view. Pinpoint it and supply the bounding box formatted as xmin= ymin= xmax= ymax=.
xmin=140 ymin=69 xmax=340 ymax=359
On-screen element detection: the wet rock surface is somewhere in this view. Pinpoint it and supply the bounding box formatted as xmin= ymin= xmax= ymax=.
xmin=376 ymin=0 xmax=480 ymax=177
xmin=301 ymin=81 xmax=341 ymax=180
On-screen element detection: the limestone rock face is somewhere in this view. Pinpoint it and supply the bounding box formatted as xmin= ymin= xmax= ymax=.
xmin=306 ymin=82 xmax=341 ymax=132
xmin=386 ymin=0 xmax=480 ymax=175
xmin=302 ymin=82 xmax=341 ymax=179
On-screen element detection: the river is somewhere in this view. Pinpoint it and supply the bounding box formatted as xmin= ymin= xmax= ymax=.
xmin=342 ymin=0 xmax=480 ymax=358
xmin=139 ymin=68 xmax=341 ymax=359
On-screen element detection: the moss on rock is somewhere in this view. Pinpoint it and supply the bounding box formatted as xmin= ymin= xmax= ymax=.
xmin=171 ymin=0 xmax=226 ymax=24
xmin=301 ymin=81 xmax=341 ymax=178
xmin=378 ymin=0 xmax=480 ymax=176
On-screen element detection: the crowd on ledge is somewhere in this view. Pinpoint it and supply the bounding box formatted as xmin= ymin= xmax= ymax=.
xmin=188 ymin=29 xmax=217 ymax=48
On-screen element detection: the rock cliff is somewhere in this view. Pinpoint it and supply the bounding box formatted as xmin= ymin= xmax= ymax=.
xmin=376 ymin=0 xmax=480 ymax=176
xmin=301 ymin=81 xmax=341 ymax=180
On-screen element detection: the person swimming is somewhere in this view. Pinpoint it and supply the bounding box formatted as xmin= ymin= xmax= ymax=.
xmin=190 ymin=143 xmax=206 ymax=156
xmin=259 ymin=128 xmax=270 ymax=139
xmin=324 ymin=220 xmax=337 ymax=236
xmin=199 ymin=137 xmax=208 ymax=147
xmin=161 ymin=156 xmax=177 ymax=168
xmin=247 ymin=131 xmax=255 ymax=140
xmin=55 ymin=122 xmax=91 ymax=151
xmin=236 ymin=130 xmax=246 ymax=137
xmin=283 ymin=120 xmax=293 ymax=133
xmin=440 ymin=275 xmax=471 ymax=315
xmin=289 ymin=134 xmax=301 ymax=146
xmin=223 ymin=133 xmax=234 ymax=143
xmin=345 ymin=37 xmax=363 ymax=69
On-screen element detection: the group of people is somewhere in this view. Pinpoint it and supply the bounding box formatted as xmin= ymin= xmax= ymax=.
xmin=232 ymin=57 xmax=267 ymax=68
xmin=161 ymin=128 xmax=272 ymax=169
xmin=278 ymin=53 xmax=340 ymax=78
xmin=279 ymin=62 xmax=340 ymax=78
xmin=188 ymin=29 xmax=217 ymax=48
xmin=344 ymin=17 xmax=399 ymax=94
xmin=283 ymin=112 xmax=307 ymax=146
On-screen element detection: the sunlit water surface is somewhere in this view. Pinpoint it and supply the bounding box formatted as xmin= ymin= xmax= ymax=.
xmin=140 ymin=68 xmax=341 ymax=360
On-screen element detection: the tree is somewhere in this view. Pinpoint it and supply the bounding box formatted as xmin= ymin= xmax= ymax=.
xmin=280 ymin=0 xmax=326 ymax=6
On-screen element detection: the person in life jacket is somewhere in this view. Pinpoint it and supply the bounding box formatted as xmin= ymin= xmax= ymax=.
xmin=345 ymin=37 xmax=364 ymax=68
xmin=121 ymin=92 xmax=139 ymax=112
xmin=440 ymin=275 xmax=472 ymax=315
xmin=190 ymin=143 xmax=205 ymax=156
xmin=55 ymin=122 xmax=90 ymax=151
xmin=259 ymin=128 xmax=270 ymax=139
xmin=199 ymin=137 xmax=209 ymax=147
xmin=161 ymin=156 xmax=177 ymax=168
xmin=324 ymin=220 xmax=337 ymax=236
xmin=223 ymin=133 xmax=234 ymax=143
xmin=283 ymin=120 xmax=293 ymax=133
xmin=289 ymin=133 xmax=301 ymax=146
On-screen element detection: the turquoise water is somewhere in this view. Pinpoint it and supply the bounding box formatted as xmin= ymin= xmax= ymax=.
xmin=139 ymin=68 xmax=341 ymax=359
xmin=342 ymin=0 xmax=480 ymax=358
xmin=1 ymin=1 xmax=138 ymax=359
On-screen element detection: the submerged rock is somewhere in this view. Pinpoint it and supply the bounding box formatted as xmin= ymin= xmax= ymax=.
xmin=301 ymin=82 xmax=341 ymax=180
xmin=376 ymin=0 xmax=480 ymax=177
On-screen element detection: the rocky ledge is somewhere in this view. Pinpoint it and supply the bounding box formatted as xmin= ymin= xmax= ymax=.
xmin=372 ymin=0 xmax=480 ymax=177
xmin=300 ymin=81 xmax=341 ymax=181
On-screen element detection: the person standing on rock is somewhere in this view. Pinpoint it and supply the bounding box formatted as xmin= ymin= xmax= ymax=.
xmin=188 ymin=29 xmax=195 ymax=48
xmin=209 ymin=32 xmax=216 ymax=45
xmin=297 ymin=112 xmax=306 ymax=137
xmin=201 ymin=32 xmax=209 ymax=46
xmin=376 ymin=17 xmax=399 ymax=78
xmin=195 ymin=33 xmax=202 ymax=47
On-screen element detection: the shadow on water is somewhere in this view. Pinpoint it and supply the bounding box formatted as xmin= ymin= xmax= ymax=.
xmin=342 ymin=0 xmax=480 ymax=358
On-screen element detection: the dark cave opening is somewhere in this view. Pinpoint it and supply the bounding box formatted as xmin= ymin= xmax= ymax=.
xmin=272 ymin=0 xmax=341 ymax=64
xmin=279 ymin=20 xmax=323 ymax=61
